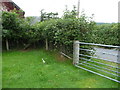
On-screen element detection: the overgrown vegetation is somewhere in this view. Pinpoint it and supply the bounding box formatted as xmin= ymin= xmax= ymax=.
xmin=91 ymin=23 xmax=119 ymax=45
xmin=2 ymin=7 xmax=95 ymax=53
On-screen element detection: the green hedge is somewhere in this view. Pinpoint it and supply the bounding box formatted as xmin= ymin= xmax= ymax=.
xmin=2 ymin=11 xmax=95 ymax=52
xmin=91 ymin=24 xmax=119 ymax=45
xmin=3 ymin=11 xmax=119 ymax=50
xmin=35 ymin=17 xmax=95 ymax=45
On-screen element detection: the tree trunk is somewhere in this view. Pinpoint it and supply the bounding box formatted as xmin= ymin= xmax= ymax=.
xmin=45 ymin=38 xmax=48 ymax=50
xmin=16 ymin=40 xmax=19 ymax=48
xmin=6 ymin=39 xmax=9 ymax=51
xmin=34 ymin=42 xmax=36 ymax=48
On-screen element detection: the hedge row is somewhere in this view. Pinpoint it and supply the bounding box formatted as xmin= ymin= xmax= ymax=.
xmin=2 ymin=11 xmax=95 ymax=51
xmin=2 ymin=11 xmax=119 ymax=51
xmin=91 ymin=24 xmax=119 ymax=45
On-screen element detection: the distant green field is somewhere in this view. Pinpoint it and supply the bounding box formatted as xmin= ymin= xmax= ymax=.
xmin=2 ymin=49 xmax=119 ymax=88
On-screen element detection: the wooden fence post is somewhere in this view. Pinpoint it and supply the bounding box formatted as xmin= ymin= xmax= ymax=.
xmin=45 ymin=38 xmax=48 ymax=50
xmin=6 ymin=39 xmax=9 ymax=51
xmin=73 ymin=40 xmax=79 ymax=65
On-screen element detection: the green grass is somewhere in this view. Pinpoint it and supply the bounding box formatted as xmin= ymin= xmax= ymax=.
xmin=0 ymin=52 xmax=2 ymax=89
xmin=2 ymin=49 xmax=119 ymax=88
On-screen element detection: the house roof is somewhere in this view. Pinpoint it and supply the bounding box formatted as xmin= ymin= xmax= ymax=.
xmin=1 ymin=0 xmax=25 ymax=17
xmin=2 ymin=0 xmax=24 ymax=11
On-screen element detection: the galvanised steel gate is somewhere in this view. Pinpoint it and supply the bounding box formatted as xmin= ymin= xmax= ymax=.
xmin=73 ymin=41 xmax=120 ymax=83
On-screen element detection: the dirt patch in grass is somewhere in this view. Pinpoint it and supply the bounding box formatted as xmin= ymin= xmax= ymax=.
xmin=55 ymin=53 xmax=68 ymax=62
xmin=19 ymin=48 xmax=36 ymax=52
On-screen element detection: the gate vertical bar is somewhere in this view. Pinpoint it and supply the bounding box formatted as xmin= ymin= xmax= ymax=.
xmin=118 ymin=46 xmax=120 ymax=82
xmin=73 ymin=41 xmax=79 ymax=65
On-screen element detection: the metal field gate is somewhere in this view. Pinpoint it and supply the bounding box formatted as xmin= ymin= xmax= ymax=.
xmin=73 ymin=41 xmax=120 ymax=83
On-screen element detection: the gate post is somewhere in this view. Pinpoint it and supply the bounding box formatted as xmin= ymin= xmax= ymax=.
xmin=73 ymin=41 xmax=80 ymax=65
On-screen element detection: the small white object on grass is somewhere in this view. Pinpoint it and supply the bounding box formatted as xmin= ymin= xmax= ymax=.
xmin=42 ymin=58 xmax=46 ymax=64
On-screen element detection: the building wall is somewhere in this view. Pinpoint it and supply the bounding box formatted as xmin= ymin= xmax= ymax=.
xmin=0 ymin=2 xmax=8 ymax=11
xmin=0 ymin=1 xmax=25 ymax=17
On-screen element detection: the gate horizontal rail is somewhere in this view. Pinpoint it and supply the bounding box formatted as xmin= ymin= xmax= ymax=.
xmin=78 ymin=63 xmax=119 ymax=77
xmin=79 ymin=59 xmax=120 ymax=74
xmin=75 ymin=65 xmax=120 ymax=83
xmin=73 ymin=41 xmax=120 ymax=83
xmin=80 ymin=57 xmax=120 ymax=69
xmin=79 ymin=54 xmax=120 ymax=63
xmin=79 ymin=42 xmax=119 ymax=48
xmin=80 ymin=48 xmax=118 ymax=56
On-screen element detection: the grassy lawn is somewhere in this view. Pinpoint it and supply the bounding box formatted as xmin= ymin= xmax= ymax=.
xmin=0 ymin=52 xmax=2 ymax=89
xmin=2 ymin=49 xmax=119 ymax=88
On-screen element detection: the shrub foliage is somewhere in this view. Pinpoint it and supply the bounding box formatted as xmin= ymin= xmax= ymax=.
xmin=2 ymin=9 xmax=119 ymax=51
xmin=91 ymin=24 xmax=119 ymax=45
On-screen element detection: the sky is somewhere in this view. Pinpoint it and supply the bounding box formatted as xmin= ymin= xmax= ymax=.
xmin=12 ymin=0 xmax=120 ymax=23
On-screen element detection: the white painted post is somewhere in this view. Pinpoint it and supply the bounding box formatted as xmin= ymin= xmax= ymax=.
xmin=73 ymin=40 xmax=79 ymax=65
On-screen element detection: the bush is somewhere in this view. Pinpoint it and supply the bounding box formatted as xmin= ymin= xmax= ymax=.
xmin=2 ymin=11 xmax=42 ymax=50
xmin=32 ymin=14 xmax=95 ymax=56
xmin=92 ymin=24 xmax=119 ymax=45
xmin=2 ymin=10 xmax=95 ymax=51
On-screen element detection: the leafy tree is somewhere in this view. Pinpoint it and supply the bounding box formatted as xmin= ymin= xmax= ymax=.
xmin=92 ymin=23 xmax=119 ymax=45
xmin=37 ymin=12 xmax=95 ymax=51
xmin=25 ymin=16 xmax=36 ymax=25
xmin=2 ymin=7 xmax=96 ymax=52
xmin=2 ymin=11 xmax=22 ymax=50
xmin=62 ymin=5 xmax=77 ymax=19
xmin=40 ymin=9 xmax=59 ymax=22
